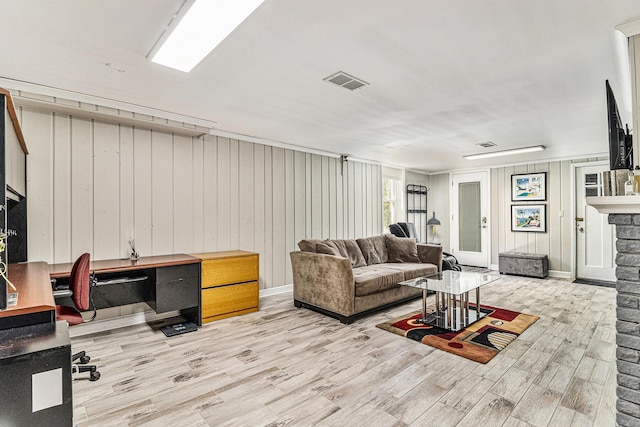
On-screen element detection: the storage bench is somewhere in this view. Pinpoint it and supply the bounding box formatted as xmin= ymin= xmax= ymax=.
xmin=498 ymin=252 xmax=548 ymax=278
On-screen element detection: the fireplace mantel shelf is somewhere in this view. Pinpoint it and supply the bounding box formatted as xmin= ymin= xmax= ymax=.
xmin=586 ymin=195 xmax=640 ymax=214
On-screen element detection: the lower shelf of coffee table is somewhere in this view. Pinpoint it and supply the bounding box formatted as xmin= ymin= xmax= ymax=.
xmin=416 ymin=306 xmax=493 ymax=331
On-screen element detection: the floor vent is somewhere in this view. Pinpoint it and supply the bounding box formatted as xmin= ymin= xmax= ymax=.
xmin=323 ymin=71 xmax=369 ymax=91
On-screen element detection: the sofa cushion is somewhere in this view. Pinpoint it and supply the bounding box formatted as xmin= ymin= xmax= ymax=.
xmin=315 ymin=242 xmax=342 ymax=256
xmin=356 ymin=235 xmax=389 ymax=265
xmin=329 ymin=239 xmax=366 ymax=268
xmin=383 ymin=263 xmax=437 ymax=281
xmin=298 ymin=239 xmax=325 ymax=252
xmin=385 ymin=234 xmax=420 ymax=263
xmin=352 ymin=265 xmax=404 ymax=297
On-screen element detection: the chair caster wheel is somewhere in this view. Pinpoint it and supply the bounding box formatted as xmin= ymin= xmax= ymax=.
xmin=79 ymin=355 xmax=90 ymax=364
xmin=90 ymin=371 xmax=101 ymax=381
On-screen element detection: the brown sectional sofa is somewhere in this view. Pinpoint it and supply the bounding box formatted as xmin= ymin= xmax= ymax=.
xmin=290 ymin=234 xmax=443 ymax=323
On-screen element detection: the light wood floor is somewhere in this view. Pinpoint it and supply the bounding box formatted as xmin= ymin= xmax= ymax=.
xmin=71 ymin=274 xmax=616 ymax=426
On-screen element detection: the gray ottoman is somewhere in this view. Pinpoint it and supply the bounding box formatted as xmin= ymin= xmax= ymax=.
xmin=498 ymin=252 xmax=548 ymax=278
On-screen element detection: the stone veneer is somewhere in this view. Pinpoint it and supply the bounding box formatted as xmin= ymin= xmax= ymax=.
xmin=610 ymin=214 xmax=640 ymax=426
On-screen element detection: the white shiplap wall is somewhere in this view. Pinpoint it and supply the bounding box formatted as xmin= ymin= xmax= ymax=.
xmin=21 ymin=107 xmax=383 ymax=291
xmin=490 ymin=158 xmax=605 ymax=274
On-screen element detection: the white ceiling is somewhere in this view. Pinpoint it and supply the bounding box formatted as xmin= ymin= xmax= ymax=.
xmin=2 ymin=0 xmax=640 ymax=172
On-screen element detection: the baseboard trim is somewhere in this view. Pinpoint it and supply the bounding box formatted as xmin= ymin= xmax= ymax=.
xmin=69 ymin=284 xmax=294 ymax=337
xmin=548 ymin=270 xmax=572 ymax=279
xmin=260 ymin=284 xmax=293 ymax=298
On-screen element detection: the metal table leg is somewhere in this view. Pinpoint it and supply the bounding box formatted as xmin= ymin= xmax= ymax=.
xmin=464 ymin=291 xmax=469 ymax=323
xmin=476 ymin=287 xmax=481 ymax=315
xmin=422 ymin=289 xmax=428 ymax=322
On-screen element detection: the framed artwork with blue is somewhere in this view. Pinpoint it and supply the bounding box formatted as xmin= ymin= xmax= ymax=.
xmin=511 ymin=172 xmax=546 ymax=201
xmin=511 ymin=204 xmax=546 ymax=232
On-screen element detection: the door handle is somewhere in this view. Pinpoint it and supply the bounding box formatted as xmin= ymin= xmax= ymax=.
xmin=578 ymin=226 xmax=584 ymax=232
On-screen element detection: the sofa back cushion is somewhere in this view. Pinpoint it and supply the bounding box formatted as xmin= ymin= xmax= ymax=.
xmin=356 ymin=235 xmax=389 ymax=265
xmin=315 ymin=242 xmax=342 ymax=256
xmin=385 ymin=234 xmax=420 ymax=263
xmin=330 ymin=239 xmax=367 ymax=268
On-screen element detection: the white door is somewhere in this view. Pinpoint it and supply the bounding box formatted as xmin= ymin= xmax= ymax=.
xmin=451 ymin=171 xmax=489 ymax=267
xmin=575 ymin=164 xmax=616 ymax=282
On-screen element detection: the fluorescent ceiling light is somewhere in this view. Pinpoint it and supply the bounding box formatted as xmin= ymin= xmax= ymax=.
xmin=150 ymin=0 xmax=264 ymax=72
xmin=463 ymin=145 xmax=545 ymax=160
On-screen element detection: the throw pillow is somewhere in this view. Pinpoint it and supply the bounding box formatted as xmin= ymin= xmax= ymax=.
xmin=297 ymin=239 xmax=324 ymax=252
xmin=385 ymin=234 xmax=420 ymax=263
xmin=315 ymin=242 xmax=342 ymax=257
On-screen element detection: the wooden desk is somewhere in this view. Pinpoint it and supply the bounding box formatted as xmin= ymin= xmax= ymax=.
xmin=0 ymin=262 xmax=55 ymax=330
xmin=50 ymin=254 xmax=202 ymax=326
xmin=49 ymin=253 xmax=200 ymax=278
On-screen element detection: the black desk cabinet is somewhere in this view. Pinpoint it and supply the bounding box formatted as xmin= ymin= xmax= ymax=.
xmin=0 ymin=321 xmax=72 ymax=426
xmin=148 ymin=263 xmax=200 ymax=314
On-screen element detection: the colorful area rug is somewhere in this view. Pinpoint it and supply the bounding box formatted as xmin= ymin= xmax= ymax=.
xmin=376 ymin=304 xmax=539 ymax=364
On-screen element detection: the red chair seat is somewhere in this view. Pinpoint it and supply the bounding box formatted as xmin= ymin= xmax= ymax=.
xmin=56 ymin=305 xmax=84 ymax=326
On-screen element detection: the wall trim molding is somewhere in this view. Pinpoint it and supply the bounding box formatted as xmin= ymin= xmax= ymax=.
xmin=259 ymin=284 xmax=293 ymax=298
xmin=0 ymin=77 xmax=216 ymax=128
xmin=549 ymin=270 xmax=572 ymax=279
xmin=68 ymin=284 xmax=295 ymax=337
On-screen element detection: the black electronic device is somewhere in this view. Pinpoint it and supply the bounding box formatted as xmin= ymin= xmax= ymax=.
xmin=606 ymin=80 xmax=633 ymax=170
xmin=160 ymin=321 xmax=197 ymax=337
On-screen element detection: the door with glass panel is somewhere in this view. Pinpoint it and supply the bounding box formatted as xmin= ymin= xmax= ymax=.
xmin=575 ymin=163 xmax=615 ymax=282
xmin=451 ymin=171 xmax=489 ymax=267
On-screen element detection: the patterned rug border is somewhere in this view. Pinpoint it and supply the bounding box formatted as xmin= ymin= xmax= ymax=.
xmin=376 ymin=304 xmax=539 ymax=364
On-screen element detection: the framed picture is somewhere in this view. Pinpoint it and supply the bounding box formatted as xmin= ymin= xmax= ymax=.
xmin=511 ymin=172 xmax=546 ymax=201
xmin=511 ymin=204 xmax=546 ymax=232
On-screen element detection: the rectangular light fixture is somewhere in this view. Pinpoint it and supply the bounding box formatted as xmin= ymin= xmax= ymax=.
xmin=463 ymin=145 xmax=545 ymax=160
xmin=149 ymin=0 xmax=264 ymax=72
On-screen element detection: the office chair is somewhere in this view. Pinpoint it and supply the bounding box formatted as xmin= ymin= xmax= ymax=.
xmin=389 ymin=222 xmax=420 ymax=241
xmin=389 ymin=222 xmax=461 ymax=271
xmin=398 ymin=222 xmax=419 ymax=241
xmin=55 ymin=253 xmax=101 ymax=381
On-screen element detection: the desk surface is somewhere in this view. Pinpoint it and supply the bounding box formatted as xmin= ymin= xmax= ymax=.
xmin=2 ymin=262 xmax=55 ymax=318
xmin=49 ymin=253 xmax=200 ymax=278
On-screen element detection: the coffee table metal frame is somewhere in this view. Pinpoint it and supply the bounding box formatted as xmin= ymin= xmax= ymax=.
xmin=399 ymin=270 xmax=498 ymax=331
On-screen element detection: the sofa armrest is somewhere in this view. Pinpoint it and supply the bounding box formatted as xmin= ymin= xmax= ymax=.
xmin=290 ymin=251 xmax=355 ymax=316
xmin=417 ymin=244 xmax=443 ymax=272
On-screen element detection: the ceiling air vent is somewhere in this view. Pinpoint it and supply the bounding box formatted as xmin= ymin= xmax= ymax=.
xmin=323 ymin=71 xmax=369 ymax=91
xmin=476 ymin=142 xmax=497 ymax=148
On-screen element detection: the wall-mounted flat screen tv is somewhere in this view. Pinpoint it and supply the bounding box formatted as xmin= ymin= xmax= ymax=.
xmin=606 ymin=79 xmax=633 ymax=170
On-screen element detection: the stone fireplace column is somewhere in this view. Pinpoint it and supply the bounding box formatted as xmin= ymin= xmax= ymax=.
xmin=589 ymin=198 xmax=640 ymax=426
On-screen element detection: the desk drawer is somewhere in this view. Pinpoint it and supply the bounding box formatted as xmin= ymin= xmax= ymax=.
xmin=202 ymin=255 xmax=258 ymax=288
xmin=156 ymin=263 xmax=200 ymax=282
xmin=202 ymin=281 xmax=258 ymax=323
xmin=150 ymin=277 xmax=200 ymax=313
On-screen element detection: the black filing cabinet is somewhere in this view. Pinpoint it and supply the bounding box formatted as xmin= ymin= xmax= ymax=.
xmin=148 ymin=263 xmax=200 ymax=315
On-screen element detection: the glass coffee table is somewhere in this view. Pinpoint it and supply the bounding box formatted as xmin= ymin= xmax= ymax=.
xmin=399 ymin=270 xmax=499 ymax=331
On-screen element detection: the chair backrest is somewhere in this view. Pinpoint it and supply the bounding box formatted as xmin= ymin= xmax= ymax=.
xmin=70 ymin=253 xmax=91 ymax=311
xmin=398 ymin=222 xmax=418 ymax=240
xmin=389 ymin=223 xmax=407 ymax=238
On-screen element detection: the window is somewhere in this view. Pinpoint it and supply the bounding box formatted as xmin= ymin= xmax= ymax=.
xmin=382 ymin=167 xmax=404 ymax=232
xmin=383 ymin=178 xmax=397 ymax=230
